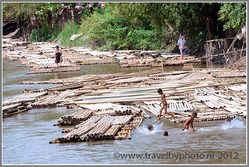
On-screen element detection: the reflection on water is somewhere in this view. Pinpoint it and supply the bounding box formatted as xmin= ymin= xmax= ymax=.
xmin=3 ymin=58 xmax=246 ymax=164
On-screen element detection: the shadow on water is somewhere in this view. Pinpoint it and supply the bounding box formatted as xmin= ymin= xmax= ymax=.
xmin=3 ymin=58 xmax=246 ymax=164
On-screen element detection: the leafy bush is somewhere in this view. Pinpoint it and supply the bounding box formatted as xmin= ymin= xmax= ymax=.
xmin=79 ymin=5 xmax=162 ymax=51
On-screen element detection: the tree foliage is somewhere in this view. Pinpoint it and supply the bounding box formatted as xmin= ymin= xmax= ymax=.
xmin=219 ymin=3 xmax=246 ymax=30
xmin=79 ymin=3 xmax=229 ymax=52
xmin=3 ymin=3 xmax=246 ymax=53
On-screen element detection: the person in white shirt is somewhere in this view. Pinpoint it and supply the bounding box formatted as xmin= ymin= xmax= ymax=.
xmin=177 ymin=34 xmax=186 ymax=60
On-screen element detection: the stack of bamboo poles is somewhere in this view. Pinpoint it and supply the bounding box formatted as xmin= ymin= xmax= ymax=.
xmin=112 ymin=105 xmax=140 ymax=116
xmin=182 ymin=71 xmax=214 ymax=80
xmin=3 ymin=92 xmax=47 ymax=106
xmin=51 ymin=113 xmax=139 ymax=143
xmin=31 ymin=91 xmax=73 ymax=107
xmin=53 ymin=122 xmax=97 ymax=143
xmin=2 ymin=92 xmax=48 ymax=117
xmin=106 ymin=77 xmax=149 ymax=84
xmin=3 ymin=103 xmax=31 ymax=117
xmin=81 ymin=103 xmax=145 ymax=117
xmin=80 ymin=123 xmax=112 ymax=141
xmin=51 ymin=117 xmax=133 ymax=143
xmin=27 ymin=66 xmax=81 ymax=74
xmin=143 ymin=101 xmax=196 ymax=114
xmin=194 ymin=86 xmax=246 ymax=116
xmin=97 ymin=115 xmax=133 ymax=125
xmin=94 ymin=109 xmax=117 ymax=116
xmin=47 ymin=82 xmax=85 ymax=91
xmin=74 ymin=116 xmax=102 ymax=129
xmin=211 ymin=71 xmax=246 ymax=78
xmin=55 ymin=109 xmax=93 ymax=125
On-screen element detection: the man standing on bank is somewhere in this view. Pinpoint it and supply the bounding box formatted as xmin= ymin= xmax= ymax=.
xmin=177 ymin=34 xmax=186 ymax=61
xmin=157 ymin=88 xmax=175 ymax=120
xmin=54 ymin=45 xmax=62 ymax=68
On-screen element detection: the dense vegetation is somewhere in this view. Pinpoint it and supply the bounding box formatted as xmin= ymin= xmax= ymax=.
xmin=3 ymin=2 xmax=246 ymax=55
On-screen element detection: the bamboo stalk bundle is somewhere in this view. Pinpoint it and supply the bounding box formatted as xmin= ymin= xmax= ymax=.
xmin=58 ymin=122 xmax=97 ymax=142
xmin=3 ymin=106 xmax=30 ymax=117
xmin=211 ymin=71 xmax=246 ymax=78
xmin=228 ymin=84 xmax=246 ymax=92
xmin=144 ymin=101 xmax=195 ymax=114
xmin=106 ymin=77 xmax=149 ymax=84
xmin=103 ymin=125 xmax=121 ymax=139
xmin=31 ymin=94 xmax=58 ymax=107
xmin=47 ymin=82 xmax=85 ymax=91
xmin=26 ymin=66 xmax=81 ymax=74
xmin=3 ymin=103 xmax=23 ymax=111
xmin=129 ymin=106 xmax=143 ymax=116
xmin=112 ymin=115 xmax=133 ymax=125
xmin=80 ymin=123 xmax=111 ymax=141
xmin=3 ymin=92 xmax=47 ymax=106
xmin=62 ymin=128 xmax=73 ymax=133
xmin=94 ymin=109 xmax=116 ymax=116
xmin=183 ymin=71 xmax=213 ymax=80
xmin=74 ymin=116 xmax=102 ymax=129
xmin=55 ymin=108 xmax=93 ymax=125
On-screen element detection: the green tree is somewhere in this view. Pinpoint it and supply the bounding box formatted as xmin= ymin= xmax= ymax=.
xmin=219 ymin=3 xmax=246 ymax=30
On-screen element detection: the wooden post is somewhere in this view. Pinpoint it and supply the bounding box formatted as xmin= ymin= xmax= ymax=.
xmin=205 ymin=42 xmax=209 ymax=70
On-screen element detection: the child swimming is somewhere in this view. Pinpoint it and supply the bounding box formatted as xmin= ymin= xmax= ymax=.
xmin=147 ymin=124 xmax=154 ymax=131
xmin=182 ymin=112 xmax=198 ymax=132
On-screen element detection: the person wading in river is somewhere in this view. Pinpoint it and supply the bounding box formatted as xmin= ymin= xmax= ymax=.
xmin=157 ymin=88 xmax=175 ymax=120
xmin=54 ymin=45 xmax=62 ymax=68
xmin=182 ymin=111 xmax=198 ymax=132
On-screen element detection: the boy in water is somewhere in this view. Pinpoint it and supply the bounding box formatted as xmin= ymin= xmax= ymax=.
xmin=182 ymin=112 xmax=198 ymax=132
xmin=225 ymin=117 xmax=232 ymax=124
xmin=147 ymin=124 xmax=154 ymax=131
xmin=157 ymin=88 xmax=175 ymax=120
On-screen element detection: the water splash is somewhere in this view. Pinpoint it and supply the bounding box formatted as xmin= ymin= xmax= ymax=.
xmin=196 ymin=118 xmax=245 ymax=132
xmin=137 ymin=122 xmax=164 ymax=135
xmin=221 ymin=118 xmax=245 ymax=130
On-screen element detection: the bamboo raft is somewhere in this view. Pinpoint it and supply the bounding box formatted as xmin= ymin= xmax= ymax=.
xmin=50 ymin=111 xmax=144 ymax=143
xmin=3 ymin=103 xmax=31 ymax=117
xmin=4 ymin=68 xmax=247 ymax=121
xmin=26 ymin=66 xmax=81 ymax=74
xmin=55 ymin=109 xmax=93 ymax=126
xmin=211 ymin=70 xmax=246 ymax=78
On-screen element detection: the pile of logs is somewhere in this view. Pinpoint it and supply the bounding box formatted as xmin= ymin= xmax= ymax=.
xmin=143 ymin=101 xmax=196 ymax=114
xmin=3 ymin=103 xmax=31 ymax=117
xmin=211 ymin=70 xmax=246 ymax=78
xmin=50 ymin=113 xmax=138 ymax=143
xmin=54 ymin=109 xmax=93 ymax=125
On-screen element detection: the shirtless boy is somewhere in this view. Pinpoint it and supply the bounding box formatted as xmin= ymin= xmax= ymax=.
xmin=182 ymin=112 xmax=198 ymax=132
xmin=157 ymin=88 xmax=175 ymax=120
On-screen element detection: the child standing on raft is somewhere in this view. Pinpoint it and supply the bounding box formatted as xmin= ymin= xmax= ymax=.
xmin=157 ymin=88 xmax=175 ymax=120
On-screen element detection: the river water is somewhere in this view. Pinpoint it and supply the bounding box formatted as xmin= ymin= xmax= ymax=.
xmin=3 ymin=58 xmax=246 ymax=164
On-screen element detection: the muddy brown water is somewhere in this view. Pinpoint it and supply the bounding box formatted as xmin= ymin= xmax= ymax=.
xmin=3 ymin=58 xmax=246 ymax=164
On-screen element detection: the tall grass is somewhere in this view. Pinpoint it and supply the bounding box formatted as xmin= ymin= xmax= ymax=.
xmin=58 ymin=22 xmax=84 ymax=47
